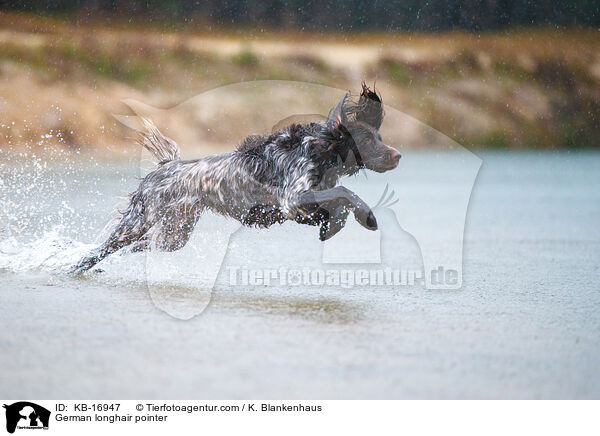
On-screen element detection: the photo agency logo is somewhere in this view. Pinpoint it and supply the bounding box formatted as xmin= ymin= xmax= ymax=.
xmin=113 ymin=81 xmax=481 ymax=319
xmin=3 ymin=402 xmax=50 ymax=434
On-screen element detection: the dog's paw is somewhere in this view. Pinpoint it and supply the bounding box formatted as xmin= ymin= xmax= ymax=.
xmin=319 ymin=219 xmax=344 ymax=241
xmin=354 ymin=207 xmax=378 ymax=231
xmin=366 ymin=210 xmax=378 ymax=230
xmin=319 ymin=204 xmax=349 ymax=241
xmin=319 ymin=221 xmax=331 ymax=241
xmin=67 ymin=256 xmax=98 ymax=277
xmin=67 ymin=265 xmax=86 ymax=277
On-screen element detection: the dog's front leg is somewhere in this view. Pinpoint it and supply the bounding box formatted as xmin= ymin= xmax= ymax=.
xmin=297 ymin=186 xmax=378 ymax=233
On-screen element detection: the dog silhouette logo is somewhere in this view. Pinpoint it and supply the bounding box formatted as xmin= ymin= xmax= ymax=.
xmin=3 ymin=402 xmax=50 ymax=434
xmin=111 ymin=81 xmax=480 ymax=319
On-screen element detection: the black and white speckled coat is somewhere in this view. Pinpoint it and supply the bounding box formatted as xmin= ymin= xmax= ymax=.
xmin=70 ymin=84 xmax=401 ymax=275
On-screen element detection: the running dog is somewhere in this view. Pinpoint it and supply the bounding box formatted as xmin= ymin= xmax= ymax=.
xmin=70 ymin=84 xmax=400 ymax=275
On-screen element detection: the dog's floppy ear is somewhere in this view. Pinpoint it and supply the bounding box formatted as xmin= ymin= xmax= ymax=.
xmin=318 ymin=91 xmax=352 ymax=161
xmin=355 ymin=82 xmax=383 ymax=129
xmin=328 ymin=91 xmax=349 ymax=128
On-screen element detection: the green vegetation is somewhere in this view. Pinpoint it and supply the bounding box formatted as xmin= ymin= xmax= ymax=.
xmin=231 ymin=47 xmax=259 ymax=68
xmin=478 ymin=131 xmax=511 ymax=150
xmin=380 ymin=58 xmax=413 ymax=86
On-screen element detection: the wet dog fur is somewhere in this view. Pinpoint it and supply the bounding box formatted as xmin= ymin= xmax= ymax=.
xmin=70 ymin=83 xmax=400 ymax=275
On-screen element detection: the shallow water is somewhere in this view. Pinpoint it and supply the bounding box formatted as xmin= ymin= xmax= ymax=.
xmin=1 ymin=149 xmax=599 ymax=398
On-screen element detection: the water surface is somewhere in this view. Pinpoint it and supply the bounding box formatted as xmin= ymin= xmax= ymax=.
xmin=1 ymin=150 xmax=599 ymax=398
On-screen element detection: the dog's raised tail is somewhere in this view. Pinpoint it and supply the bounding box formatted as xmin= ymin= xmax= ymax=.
xmin=137 ymin=118 xmax=181 ymax=163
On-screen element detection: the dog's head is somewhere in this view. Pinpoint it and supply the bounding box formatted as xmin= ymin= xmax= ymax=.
xmin=320 ymin=83 xmax=401 ymax=174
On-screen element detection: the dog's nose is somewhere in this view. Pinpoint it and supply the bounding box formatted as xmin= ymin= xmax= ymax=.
xmin=390 ymin=149 xmax=401 ymax=166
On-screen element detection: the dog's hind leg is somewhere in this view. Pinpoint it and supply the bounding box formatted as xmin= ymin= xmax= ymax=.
xmin=112 ymin=205 xmax=200 ymax=254
xmin=69 ymin=196 xmax=153 ymax=275
xmin=152 ymin=204 xmax=201 ymax=252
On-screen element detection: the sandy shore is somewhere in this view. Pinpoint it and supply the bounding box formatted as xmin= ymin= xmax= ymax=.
xmin=1 ymin=13 xmax=599 ymax=153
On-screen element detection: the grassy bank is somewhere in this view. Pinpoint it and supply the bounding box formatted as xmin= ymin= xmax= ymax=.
xmin=1 ymin=12 xmax=599 ymax=153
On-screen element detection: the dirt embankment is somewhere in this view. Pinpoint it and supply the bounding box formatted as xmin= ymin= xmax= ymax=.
xmin=1 ymin=12 xmax=599 ymax=154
